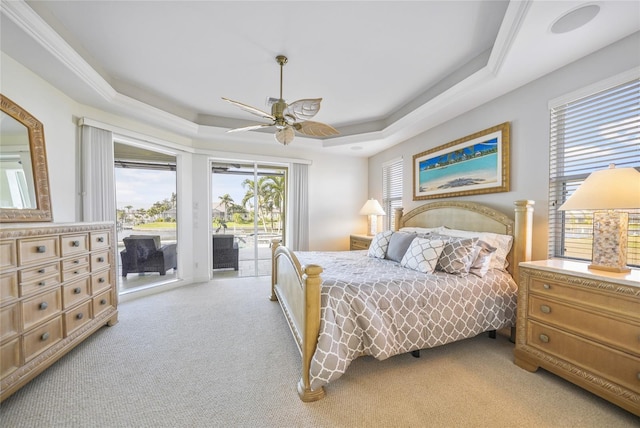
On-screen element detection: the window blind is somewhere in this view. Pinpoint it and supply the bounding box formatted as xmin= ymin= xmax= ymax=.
xmin=548 ymin=76 xmax=640 ymax=266
xmin=382 ymin=157 xmax=403 ymax=231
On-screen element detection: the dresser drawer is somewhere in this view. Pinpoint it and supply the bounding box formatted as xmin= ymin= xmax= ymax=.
xmin=62 ymin=277 xmax=91 ymax=309
xmin=17 ymin=236 xmax=59 ymax=266
xmin=21 ymin=288 xmax=62 ymax=331
xmin=0 ymin=270 xmax=18 ymax=304
xmin=18 ymin=263 xmax=61 ymax=298
xmin=350 ymin=235 xmax=372 ymax=251
xmin=529 ymin=277 xmax=638 ymax=318
xmin=0 ymin=338 xmax=21 ymax=380
xmin=61 ymin=263 xmax=91 ymax=282
xmin=528 ymin=321 xmax=640 ymax=394
xmin=64 ymin=300 xmax=92 ymax=336
xmin=1 ymin=304 xmax=20 ymax=341
xmin=91 ymin=269 xmax=111 ymax=294
xmin=90 ymin=231 xmax=110 ymax=251
xmin=90 ymin=250 xmax=110 ymax=271
xmin=93 ymin=289 xmax=114 ymax=317
xmin=61 ymin=233 xmax=89 ymax=257
xmin=0 ymin=240 xmax=17 ymax=270
xmin=528 ymin=295 xmax=640 ymax=356
xmin=61 ymin=254 xmax=90 ymax=272
xmin=23 ymin=316 xmax=63 ymax=363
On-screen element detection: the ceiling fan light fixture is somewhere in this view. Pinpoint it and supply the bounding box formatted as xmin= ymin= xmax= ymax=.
xmin=222 ymin=55 xmax=339 ymax=145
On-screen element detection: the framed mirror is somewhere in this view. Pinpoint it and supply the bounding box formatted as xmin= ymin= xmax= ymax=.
xmin=0 ymin=94 xmax=52 ymax=222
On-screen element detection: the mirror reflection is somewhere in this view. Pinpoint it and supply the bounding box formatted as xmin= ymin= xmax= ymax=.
xmin=0 ymin=111 xmax=36 ymax=209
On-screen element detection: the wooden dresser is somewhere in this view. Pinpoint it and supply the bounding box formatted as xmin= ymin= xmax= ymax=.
xmin=0 ymin=222 xmax=118 ymax=401
xmin=349 ymin=234 xmax=372 ymax=251
xmin=515 ymin=260 xmax=639 ymax=416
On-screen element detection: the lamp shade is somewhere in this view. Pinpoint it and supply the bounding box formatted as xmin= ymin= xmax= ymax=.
xmin=558 ymin=164 xmax=640 ymax=211
xmin=359 ymin=199 xmax=386 ymax=216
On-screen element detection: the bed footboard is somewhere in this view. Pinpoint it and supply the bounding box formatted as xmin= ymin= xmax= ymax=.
xmin=270 ymin=240 xmax=325 ymax=402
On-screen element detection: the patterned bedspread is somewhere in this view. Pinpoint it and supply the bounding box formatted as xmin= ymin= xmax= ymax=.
xmin=294 ymin=250 xmax=518 ymax=390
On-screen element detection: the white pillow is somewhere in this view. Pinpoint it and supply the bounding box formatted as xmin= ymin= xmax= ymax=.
xmin=437 ymin=228 xmax=513 ymax=271
xmin=367 ymin=231 xmax=394 ymax=259
xmin=400 ymin=238 xmax=446 ymax=274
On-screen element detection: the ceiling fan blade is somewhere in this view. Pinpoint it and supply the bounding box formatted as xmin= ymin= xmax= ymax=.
xmin=222 ymin=97 xmax=275 ymax=120
xmin=275 ymin=126 xmax=295 ymax=145
xmin=293 ymin=121 xmax=339 ymax=137
xmin=284 ymin=98 xmax=322 ymax=121
xmin=227 ymin=123 xmax=273 ymax=133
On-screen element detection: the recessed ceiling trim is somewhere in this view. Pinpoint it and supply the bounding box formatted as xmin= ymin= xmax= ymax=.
xmin=1 ymin=0 xmax=115 ymax=100
xmin=487 ymin=0 xmax=533 ymax=75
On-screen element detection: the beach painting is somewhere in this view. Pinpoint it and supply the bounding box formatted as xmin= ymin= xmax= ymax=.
xmin=413 ymin=122 xmax=510 ymax=200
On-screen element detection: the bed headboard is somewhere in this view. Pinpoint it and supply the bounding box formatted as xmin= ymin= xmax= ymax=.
xmin=394 ymin=200 xmax=534 ymax=283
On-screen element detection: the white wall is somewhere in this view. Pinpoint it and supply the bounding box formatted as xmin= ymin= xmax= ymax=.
xmin=368 ymin=32 xmax=640 ymax=262
xmin=1 ymin=52 xmax=367 ymax=289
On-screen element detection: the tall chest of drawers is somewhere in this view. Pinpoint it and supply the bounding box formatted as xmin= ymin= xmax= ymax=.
xmin=0 ymin=222 xmax=118 ymax=401
xmin=514 ymin=260 xmax=639 ymax=416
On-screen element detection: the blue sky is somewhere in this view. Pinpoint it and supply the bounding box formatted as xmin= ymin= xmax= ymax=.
xmin=115 ymin=168 xmax=247 ymax=210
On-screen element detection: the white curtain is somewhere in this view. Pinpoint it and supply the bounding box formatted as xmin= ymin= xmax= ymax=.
xmin=81 ymin=125 xmax=115 ymax=222
xmin=288 ymin=163 xmax=309 ymax=251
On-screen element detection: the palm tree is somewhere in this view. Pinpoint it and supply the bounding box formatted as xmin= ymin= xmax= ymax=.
xmin=261 ymin=176 xmax=285 ymax=232
xmin=218 ymin=194 xmax=234 ymax=221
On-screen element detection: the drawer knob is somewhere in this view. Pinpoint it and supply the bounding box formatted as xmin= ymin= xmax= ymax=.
xmin=36 ymin=245 xmax=46 ymax=253
xmin=73 ymin=287 xmax=82 ymax=294
xmin=39 ymin=302 xmax=48 ymax=310
xmin=73 ymin=271 xmax=79 ymax=275
xmin=98 ymin=277 xmax=105 ymax=283
xmin=72 ymin=240 xmax=80 ymax=247
xmin=41 ymin=332 xmax=50 ymax=341
xmin=540 ymin=305 xmax=552 ymax=314
xmin=76 ymin=313 xmax=84 ymax=320
xmin=543 ymin=284 xmax=551 ymax=290
xmin=539 ymin=334 xmax=550 ymax=343
xmin=38 ymin=268 xmax=45 ymax=274
xmin=100 ymin=299 xmax=107 ymax=305
xmin=74 ymin=260 xmax=80 ymax=264
xmin=97 ymin=257 xmax=104 ymax=263
xmin=97 ymin=237 xmax=104 ymax=243
xmin=38 ymin=281 xmax=46 ymax=287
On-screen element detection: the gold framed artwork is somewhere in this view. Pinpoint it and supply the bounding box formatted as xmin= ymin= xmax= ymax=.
xmin=413 ymin=122 xmax=510 ymax=200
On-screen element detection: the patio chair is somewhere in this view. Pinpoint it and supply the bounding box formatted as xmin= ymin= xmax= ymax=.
xmin=213 ymin=234 xmax=239 ymax=270
xmin=120 ymin=235 xmax=177 ymax=277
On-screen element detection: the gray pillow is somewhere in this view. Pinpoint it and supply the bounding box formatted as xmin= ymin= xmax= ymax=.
xmin=385 ymin=232 xmax=416 ymax=262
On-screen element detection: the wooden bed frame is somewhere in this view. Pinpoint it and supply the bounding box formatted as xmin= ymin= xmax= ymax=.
xmin=270 ymin=200 xmax=534 ymax=402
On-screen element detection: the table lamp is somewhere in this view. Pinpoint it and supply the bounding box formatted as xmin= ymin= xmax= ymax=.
xmin=558 ymin=164 xmax=640 ymax=273
xmin=359 ymin=199 xmax=386 ymax=236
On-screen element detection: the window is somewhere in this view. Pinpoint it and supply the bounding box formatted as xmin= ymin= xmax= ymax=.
xmin=548 ymin=74 xmax=640 ymax=267
xmin=382 ymin=157 xmax=403 ymax=231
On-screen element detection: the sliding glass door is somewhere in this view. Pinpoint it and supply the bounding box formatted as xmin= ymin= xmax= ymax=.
xmin=211 ymin=161 xmax=286 ymax=278
xmin=114 ymin=142 xmax=178 ymax=292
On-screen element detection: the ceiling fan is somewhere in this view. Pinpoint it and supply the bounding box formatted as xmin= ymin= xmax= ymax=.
xmin=222 ymin=55 xmax=339 ymax=145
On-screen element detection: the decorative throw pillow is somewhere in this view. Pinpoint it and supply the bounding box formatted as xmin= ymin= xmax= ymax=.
xmin=438 ymin=228 xmax=513 ymax=271
xmin=368 ymin=230 xmax=394 ymax=259
xmin=470 ymin=240 xmax=498 ymax=277
xmin=385 ymin=232 xmax=416 ymax=262
xmin=400 ymin=238 xmax=446 ymax=274
xmin=435 ymin=237 xmax=480 ymax=276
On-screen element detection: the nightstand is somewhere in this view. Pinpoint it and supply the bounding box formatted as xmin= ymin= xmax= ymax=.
xmin=350 ymin=234 xmax=372 ymax=250
xmin=514 ymin=259 xmax=640 ymax=416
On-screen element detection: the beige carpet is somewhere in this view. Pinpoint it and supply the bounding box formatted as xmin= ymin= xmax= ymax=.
xmin=1 ymin=277 xmax=637 ymax=427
